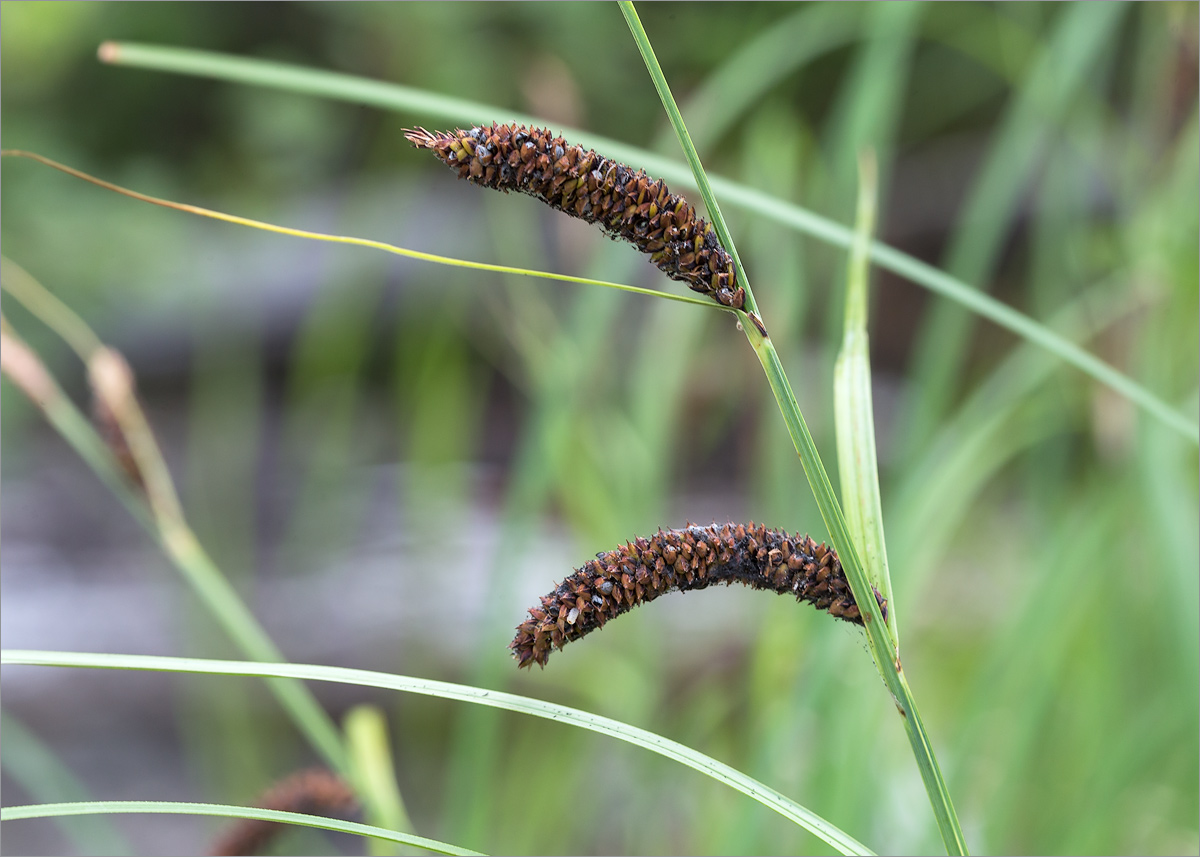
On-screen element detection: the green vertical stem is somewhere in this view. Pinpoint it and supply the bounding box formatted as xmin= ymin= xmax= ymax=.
xmin=750 ymin=334 xmax=966 ymax=855
xmin=619 ymin=3 xmax=967 ymax=852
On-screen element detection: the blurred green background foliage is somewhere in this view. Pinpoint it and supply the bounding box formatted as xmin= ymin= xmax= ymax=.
xmin=2 ymin=2 xmax=1197 ymax=855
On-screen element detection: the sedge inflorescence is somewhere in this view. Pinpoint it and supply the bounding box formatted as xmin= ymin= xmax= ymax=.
xmin=404 ymin=123 xmax=744 ymax=310
xmin=511 ymin=522 xmax=875 ymax=669
xmin=211 ymin=768 xmax=357 ymax=856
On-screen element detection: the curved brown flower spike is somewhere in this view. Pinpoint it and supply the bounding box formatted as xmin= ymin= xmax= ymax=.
xmin=511 ymin=522 xmax=881 ymax=669
xmin=405 ymin=123 xmax=744 ymax=309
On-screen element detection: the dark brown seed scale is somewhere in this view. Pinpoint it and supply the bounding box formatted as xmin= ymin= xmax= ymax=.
xmin=404 ymin=123 xmax=744 ymax=310
xmin=510 ymin=522 xmax=876 ymax=669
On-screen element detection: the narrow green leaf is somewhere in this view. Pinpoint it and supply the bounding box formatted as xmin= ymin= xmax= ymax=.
xmin=1 ymin=154 xmax=720 ymax=313
xmin=345 ymin=705 xmax=416 ymax=856
xmin=0 ymin=650 xmax=875 ymax=857
xmin=0 ymin=257 xmax=104 ymax=358
xmin=666 ymin=3 xmax=862 ymax=152
xmin=834 ymin=151 xmax=897 ymax=642
xmin=618 ymin=2 xmax=753 ymax=315
xmin=903 ymin=2 xmax=1128 ymax=452
xmin=93 ymin=41 xmax=1197 ymax=444
xmin=0 ymin=712 xmax=133 ymax=856
xmin=1 ymin=801 xmax=480 ymax=857
xmin=0 ymin=311 xmax=348 ymax=776
xmin=618 ymin=5 xmax=966 ymax=852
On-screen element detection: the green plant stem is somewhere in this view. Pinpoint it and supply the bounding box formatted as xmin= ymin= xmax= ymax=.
xmin=618 ymin=4 xmax=753 ymax=315
xmin=345 ymin=705 xmax=416 ymax=856
xmin=0 ymin=257 xmax=105 ymax=357
xmin=1 ymin=801 xmax=479 ymax=857
xmin=93 ymin=41 xmax=1198 ymax=445
xmin=750 ymin=314 xmax=967 ymax=857
xmin=903 ymin=2 xmax=1126 ymax=453
xmin=727 ymin=188 xmax=1198 ymax=446
xmin=154 ymin=528 xmax=348 ymax=772
xmin=1 ymin=650 xmax=875 ymax=857
xmin=620 ymin=3 xmax=966 ymax=852
xmin=0 ymin=317 xmax=348 ymax=776
xmin=0 ymin=151 xmax=720 ymax=313
xmin=834 ymin=151 xmax=897 ymax=642
xmin=0 ymin=712 xmax=133 ymax=856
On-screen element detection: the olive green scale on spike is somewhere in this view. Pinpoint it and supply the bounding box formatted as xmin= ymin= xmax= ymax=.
xmin=404 ymin=123 xmax=744 ymax=310
xmin=509 ymin=522 xmax=877 ymax=669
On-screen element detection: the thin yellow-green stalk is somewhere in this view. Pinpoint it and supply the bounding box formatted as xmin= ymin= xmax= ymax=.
xmin=0 ymin=150 xmax=721 ymax=312
xmin=1 ymin=801 xmax=479 ymax=857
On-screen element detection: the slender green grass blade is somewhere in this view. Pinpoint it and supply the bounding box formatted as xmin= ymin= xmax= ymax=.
xmin=439 ymin=270 xmax=629 ymax=845
xmin=0 ymin=712 xmax=133 ymax=856
xmin=0 ymin=800 xmax=479 ymax=857
xmin=92 ymin=40 xmax=1197 ymax=444
xmin=181 ymin=300 xmax=271 ymax=800
xmin=618 ymin=2 xmax=752 ymax=313
xmin=618 ymin=4 xmax=966 ymax=852
xmin=903 ymin=2 xmax=1128 ymax=453
xmin=833 ymin=151 xmax=897 ymax=642
xmin=345 ymin=705 xmax=416 ymax=856
xmin=2 ymin=149 xmax=718 ymax=313
xmin=665 ymin=2 xmax=862 ymax=152
xmin=0 ymin=257 xmax=104 ymax=358
xmin=819 ymin=1 xmax=922 ymax=209
xmin=0 ymin=309 xmax=347 ymax=775
xmin=889 ymin=273 xmax=1150 ymax=599
xmin=749 ymin=198 xmax=1196 ymax=445
xmin=1 ymin=650 xmax=875 ymax=856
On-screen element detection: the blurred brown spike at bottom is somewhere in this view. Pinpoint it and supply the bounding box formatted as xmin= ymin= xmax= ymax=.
xmin=210 ymin=768 xmax=358 ymax=856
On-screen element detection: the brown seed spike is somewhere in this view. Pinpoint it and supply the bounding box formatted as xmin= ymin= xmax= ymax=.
xmin=510 ymin=522 xmax=864 ymax=668
xmin=404 ymin=124 xmax=743 ymax=310
xmin=211 ymin=768 xmax=358 ymax=856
